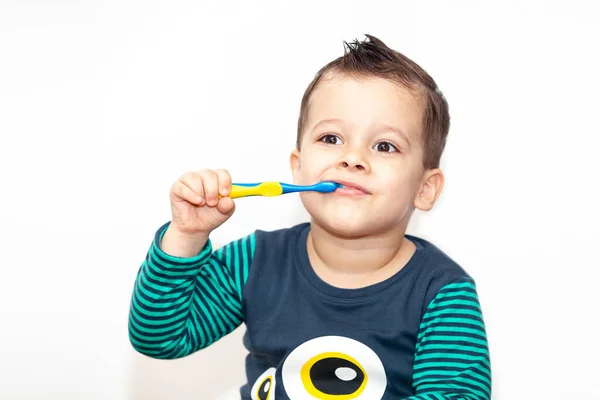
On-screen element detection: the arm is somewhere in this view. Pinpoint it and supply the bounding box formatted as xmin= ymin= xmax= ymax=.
xmin=405 ymin=280 xmax=492 ymax=400
xmin=128 ymin=222 xmax=255 ymax=359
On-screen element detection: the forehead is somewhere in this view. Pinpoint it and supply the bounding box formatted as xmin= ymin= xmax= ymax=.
xmin=306 ymin=72 xmax=425 ymax=139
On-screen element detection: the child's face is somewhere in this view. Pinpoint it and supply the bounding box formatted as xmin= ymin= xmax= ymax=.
xmin=291 ymin=73 xmax=437 ymax=237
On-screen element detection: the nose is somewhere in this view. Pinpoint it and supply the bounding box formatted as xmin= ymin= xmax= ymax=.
xmin=337 ymin=148 xmax=370 ymax=172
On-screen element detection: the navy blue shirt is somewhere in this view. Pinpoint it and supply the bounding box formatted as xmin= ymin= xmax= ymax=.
xmin=129 ymin=222 xmax=492 ymax=399
xmin=240 ymin=223 xmax=483 ymax=399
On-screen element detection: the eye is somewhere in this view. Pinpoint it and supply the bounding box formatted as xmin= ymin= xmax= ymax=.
xmin=281 ymin=335 xmax=386 ymax=399
xmin=319 ymin=134 xmax=342 ymax=145
xmin=374 ymin=141 xmax=398 ymax=153
xmin=251 ymin=367 xmax=276 ymax=400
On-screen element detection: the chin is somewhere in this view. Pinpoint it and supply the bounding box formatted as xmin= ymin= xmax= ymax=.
xmin=301 ymin=194 xmax=405 ymax=238
xmin=310 ymin=210 xmax=375 ymax=238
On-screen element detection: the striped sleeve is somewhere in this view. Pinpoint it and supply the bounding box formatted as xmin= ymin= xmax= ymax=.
xmin=128 ymin=222 xmax=256 ymax=359
xmin=406 ymin=280 xmax=492 ymax=400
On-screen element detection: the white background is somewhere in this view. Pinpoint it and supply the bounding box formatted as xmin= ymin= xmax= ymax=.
xmin=1 ymin=1 xmax=599 ymax=399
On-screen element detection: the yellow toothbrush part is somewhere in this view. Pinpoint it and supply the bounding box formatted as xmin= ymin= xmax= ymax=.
xmin=218 ymin=181 xmax=340 ymax=199
xmin=227 ymin=182 xmax=283 ymax=199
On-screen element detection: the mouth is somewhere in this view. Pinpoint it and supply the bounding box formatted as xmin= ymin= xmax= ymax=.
xmin=329 ymin=180 xmax=371 ymax=196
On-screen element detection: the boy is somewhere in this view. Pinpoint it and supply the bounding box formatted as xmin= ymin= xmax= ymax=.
xmin=129 ymin=35 xmax=491 ymax=399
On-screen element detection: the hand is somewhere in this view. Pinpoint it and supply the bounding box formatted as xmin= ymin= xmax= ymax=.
xmin=168 ymin=169 xmax=235 ymax=236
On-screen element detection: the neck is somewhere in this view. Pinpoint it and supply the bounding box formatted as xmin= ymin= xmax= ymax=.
xmin=307 ymin=219 xmax=414 ymax=280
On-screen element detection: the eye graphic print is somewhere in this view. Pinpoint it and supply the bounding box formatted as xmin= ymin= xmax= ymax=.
xmin=251 ymin=367 xmax=277 ymax=400
xmin=301 ymin=351 xmax=366 ymax=396
xmin=281 ymin=336 xmax=386 ymax=399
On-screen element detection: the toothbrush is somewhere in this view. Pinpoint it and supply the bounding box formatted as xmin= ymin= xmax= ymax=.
xmin=221 ymin=181 xmax=341 ymax=199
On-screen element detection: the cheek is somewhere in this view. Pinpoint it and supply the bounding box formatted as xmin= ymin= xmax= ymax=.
xmin=378 ymin=161 xmax=420 ymax=187
xmin=376 ymin=165 xmax=406 ymax=190
xmin=375 ymin=167 xmax=420 ymax=207
xmin=299 ymin=152 xmax=330 ymax=180
xmin=298 ymin=192 xmax=321 ymax=215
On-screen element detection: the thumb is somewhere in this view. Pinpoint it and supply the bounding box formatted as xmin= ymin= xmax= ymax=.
xmin=216 ymin=196 xmax=236 ymax=217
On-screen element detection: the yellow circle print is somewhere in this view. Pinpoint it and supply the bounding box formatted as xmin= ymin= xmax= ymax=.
xmin=251 ymin=367 xmax=277 ymax=400
xmin=281 ymin=336 xmax=386 ymax=399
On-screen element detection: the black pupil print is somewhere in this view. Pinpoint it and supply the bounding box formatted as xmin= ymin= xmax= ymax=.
xmin=310 ymin=357 xmax=364 ymax=395
xmin=325 ymin=135 xmax=337 ymax=144
xmin=258 ymin=377 xmax=272 ymax=400
xmin=377 ymin=142 xmax=390 ymax=152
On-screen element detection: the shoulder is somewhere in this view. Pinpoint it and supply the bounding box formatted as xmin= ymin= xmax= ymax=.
xmin=406 ymin=234 xmax=474 ymax=315
xmin=214 ymin=223 xmax=308 ymax=254
xmin=253 ymin=222 xmax=309 ymax=248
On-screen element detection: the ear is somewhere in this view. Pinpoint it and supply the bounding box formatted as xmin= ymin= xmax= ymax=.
xmin=413 ymin=168 xmax=444 ymax=211
xmin=290 ymin=148 xmax=301 ymax=184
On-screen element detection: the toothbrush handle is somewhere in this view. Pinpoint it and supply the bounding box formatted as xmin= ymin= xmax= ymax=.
xmin=279 ymin=183 xmax=303 ymax=194
xmin=228 ymin=184 xmax=260 ymax=199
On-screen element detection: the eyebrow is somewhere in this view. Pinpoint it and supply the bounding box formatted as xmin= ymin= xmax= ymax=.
xmin=310 ymin=118 xmax=411 ymax=148
xmin=309 ymin=118 xmax=346 ymax=133
xmin=371 ymin=122 xmax=411 ymax=148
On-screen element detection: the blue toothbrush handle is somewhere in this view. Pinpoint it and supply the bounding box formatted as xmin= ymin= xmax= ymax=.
xmin=229 ymin=182 xmax=340 ymax=195
xmin=280 ymin=182 xmax=339 ymax=194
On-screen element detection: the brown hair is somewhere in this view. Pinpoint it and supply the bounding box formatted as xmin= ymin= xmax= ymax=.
xmin=296 ymin=34 xmax=450 ymax=169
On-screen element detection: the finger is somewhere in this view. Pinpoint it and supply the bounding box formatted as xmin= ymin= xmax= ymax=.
xmin=172 ymin=181 xmax=203 ymax=205
xmin=199 ymin=169 xmax=219 ymax=207
xmin=179 ymin=171 xmax=204 ymax=195
xmin=215 ymin=169 xmax=232 ymax=197
xmin=217 ymin=196 xmax=236 ymax=216
xmin=179 ymin=172 xmax=205 ymax=204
